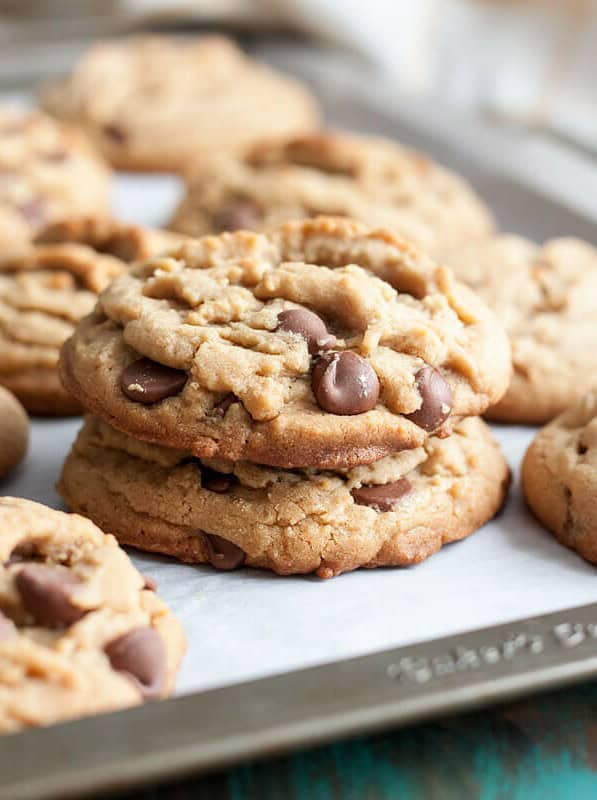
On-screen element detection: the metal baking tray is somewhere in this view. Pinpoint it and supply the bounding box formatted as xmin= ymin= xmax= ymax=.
xmin=2 ymin=42 xmax=597 ymax=800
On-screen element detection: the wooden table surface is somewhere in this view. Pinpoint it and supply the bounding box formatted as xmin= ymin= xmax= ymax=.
xmin=118 ymin=681 xmax=597 ymax=800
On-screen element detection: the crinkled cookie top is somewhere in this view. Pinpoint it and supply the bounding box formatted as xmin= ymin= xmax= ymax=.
xmin=60 ymin=217 xmax=511 ymax=468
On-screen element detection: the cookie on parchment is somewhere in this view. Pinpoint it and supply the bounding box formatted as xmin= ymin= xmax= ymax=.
xmin=0 ymin=109 xmax=110 ymax=247
xmin=0 ymin=497 xmax=185 ymax=734
xmin=0 ymin=388 xmax=28 ymax=480
xmin=40 ymin=36 xmax=320 ymax=172
xmin=170 ymin=132 xmax=495 ymax=256
xmin=0 ymin=216 xmax=180 ymax=415
xmin=60 ymin=217 xmax=512 ymax=468
xmin=59 ymin=416 xmax=509 ymax=578
xmin=444 ymin=235 xmax=597 ymax=424
xmin=522 ymin=390 xmax=597 ymax=564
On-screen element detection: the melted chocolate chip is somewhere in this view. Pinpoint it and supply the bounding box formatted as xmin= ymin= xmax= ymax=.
xmin=201 ymin=467 xmax=235 ymax=494
xmin=210 ymin=393 xmax=238 ymax=417
xmin=311 ymin=352 xmax=379 ymax=415
xmin=4 ymin=541 xmax=41 ymax=566
xmin=405 ymin=367 xmax=453 ymax=432
xmin=276 ymin=309 xmax=336 ymax=355
xmin=105 ymin=627 xmax=167 ymax=699
xmin=103 ymin=124 xmax=127 ymax=144
xmin=351 ymin=477 xmax=412 ymax=512
xmin=0 ymin=611 xmax=16 ymax=641
xmin=214 ymin=201 xmax=261 ymax=232
xmin=121 ymin=358 xmax=187 ymax=404
xmin=205 ymin=535 xmax=245 ymax=571
xmin=15 ymin=565 xmax=86 ymax=628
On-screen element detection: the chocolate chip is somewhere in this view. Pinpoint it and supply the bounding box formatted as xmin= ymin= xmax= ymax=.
xmin=105 ymin=627 xmax=167 ymax=699
xmin=276 ymin=309 xmax=336 ymax=355
xmin=15 ymin=565 xmax=86 ymax=628
xmin=210 ymin=393 xmax=238 ymax=417
xmin=4 ymin=541 xmax=41 ymax=566
xmin=17 ymin=198 xmax=46 ymax=226
xmin=201 ymin=467 xmax=235 ymax=494
xmin=214 ymin=201 xmax=261 ymax=232
xmin=43 ymin=150 xmax=68 ymax=163
xmin=121 ymin=358 xmax=187 ymax=404
xmin=0 ymin=611 xmax=16 ymax=641
xmin=405 ymin=367 xmax=453 ymax=432
xmin=351 ymin=477 xmax=412 ymax=512
xmin=103 ymin=124 xmax=127 ymax=144
xmin=142 ymin=574 xmax=158 ymax=592
xmin=205 ymin=535 xmax=245 ymax=571
xmin=311 ymin=352 xmax=379 ymax=415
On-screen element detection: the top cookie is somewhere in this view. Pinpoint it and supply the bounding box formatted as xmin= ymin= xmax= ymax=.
xmin=40 ymin=36 xmax=320 ymax=172
xmin=60 ymin=217 xmax=511 ymax=468
xmin=444 ymin=235 xmax=597 ymax=423
xmin=169 ymin=132 xmax=495 ymax=255
xmin=0 ymin=216 xmax=180 ymax=415
xmin=0 ymin=109 xmax=110 ymax=246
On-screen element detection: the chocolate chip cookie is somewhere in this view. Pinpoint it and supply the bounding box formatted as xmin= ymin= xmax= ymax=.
xmin=0 ymin=497 xmax=185 ymax=734
xmin=169 ymin=132 xmax=495 ymax=256
xmin=40 ymin=36 xmax=320 ymax=172
xmin=444 ymin=235 xmax=597 ymax=423
xmin=0 ymin=216 xmax=180 ymax=415
xmin=0 ymin=108 xmax=110 ymax=247
xmin=60 ymin=217 xmax=512 ymax=468
xmin=0 ymin=388 xmax=28 ymax=480
xmin=522 ymin=390 xmax=597 ymax=564
xmin=59 ymin=415 xmax=509 ymax=578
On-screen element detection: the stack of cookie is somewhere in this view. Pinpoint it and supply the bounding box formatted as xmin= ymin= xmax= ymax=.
xmin=58 ymin=217 xmax=511 ymax=578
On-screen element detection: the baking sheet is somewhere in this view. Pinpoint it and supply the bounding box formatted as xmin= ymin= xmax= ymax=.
xmin=2 ymin=165 xmax=597 ymax=697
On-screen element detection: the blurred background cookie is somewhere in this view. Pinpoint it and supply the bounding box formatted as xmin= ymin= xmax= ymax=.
xmin=0 ymin=387 xmax=28 ymax=480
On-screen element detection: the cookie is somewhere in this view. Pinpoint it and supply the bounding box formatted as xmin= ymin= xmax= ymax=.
xmin=522 ymin=390 xmax=597 ymax=564
xmin=59 ymin=415 xmax=509 ymax=578
xmin=443 ymin=235 xmax=597 ymax=423
xmin=169 ymin=132 xmax=495 ymax=256
xmin=0 ymin=216 xmax=181 ymax=415
xmin=0 ymin=109 xmax=110 ymax=247
xmin=59 ymin=217 xmax=512 ymax=468
xmin=0 ymin=388 xmax=28 ymax=479
xmin=40 ymin=36 xmax=320 ymax=172
xmin=0 ymin=497 xmax=185 ymax=734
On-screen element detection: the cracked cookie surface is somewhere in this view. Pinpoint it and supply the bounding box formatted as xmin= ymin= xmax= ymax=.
xmin=0 ymin=216 xmax=180 ymax=415
xmin=60 ymin=217 xmax=511 ymax=468
xmin=40 ymin=36 xmax=320 ymax=172
xmin=0 ymin=109 xmax=110 ymax=247
xmin=59 ymin=416 xmax=509 ymax=578
xmin=522 ymin=390 xmax=597 ymax=565
xmin=444 ymin=235 xmax=597 ymax=423
xmin=170 ymin=132 xmax=495 ymax=256
xmin=0 ymin=497 xmax=185 ymax=734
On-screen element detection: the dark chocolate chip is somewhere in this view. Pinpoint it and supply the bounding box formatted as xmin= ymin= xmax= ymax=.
xmin=201 ymin=467 xmax=235 ymax=494
xmin=0 ymin=611 xmax=16 ymax=641
xmin=210 ymin=393 xmax=238 ymax=417
xmin=142 ymin=574 xmax=158 ymax=592
xmin=405 ymin=367 xmax=453 ymax=432
xmin=121 ymin=358 xmax=187 ymax=404
xmin=214 ymin=201 xmax=261 ymax=232
xmin=311 ymin=352 xmax=379 ymax=415
xmin=15 ymin=565 xmax=86 ymax=628
xmin=351 ymin=477 xmax=412 ymax=512
xmin=205 ymin=535 xmax=245 ymax=571
xmin=105 ymin=627 xmax=167 ymax=699
xmin=276 ymin=309 xmax=336 ymax=355
xmin=103 ymin=124 xmax=127 ymax=144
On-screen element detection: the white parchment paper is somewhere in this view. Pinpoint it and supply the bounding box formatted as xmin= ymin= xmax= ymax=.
xmin=2 ymin=171 xmax=596 ymax=697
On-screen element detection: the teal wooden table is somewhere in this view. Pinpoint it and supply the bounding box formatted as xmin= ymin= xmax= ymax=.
xmin=120 ymin=682 xmax=597 ymax=800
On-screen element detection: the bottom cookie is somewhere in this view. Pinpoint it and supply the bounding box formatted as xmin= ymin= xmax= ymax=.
xmin=0 ymin=497 xmax=185 ymax=734
xmin=522 ymin=390 xmax=597 ymax=564
xmin=59 ymin=416 xmax=510 ymax=578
